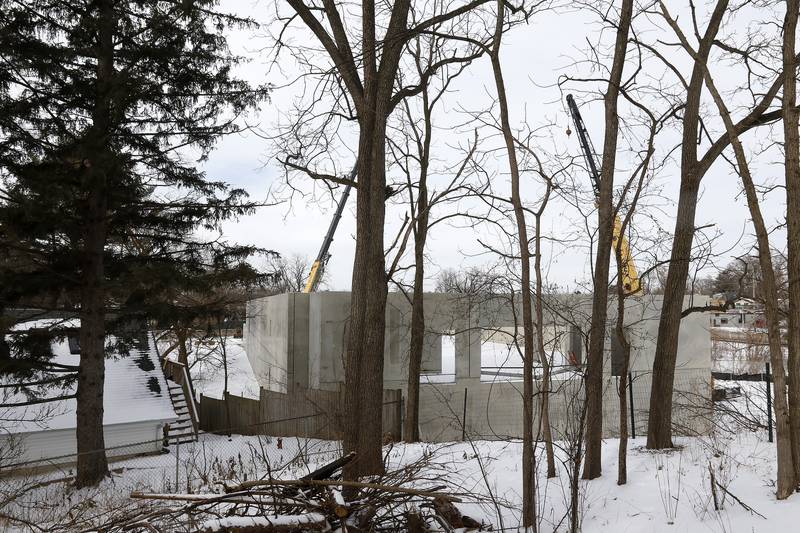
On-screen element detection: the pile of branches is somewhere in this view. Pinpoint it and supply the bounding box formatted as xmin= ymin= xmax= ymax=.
xmin=100 ymin=451 xmax=494 ymax=532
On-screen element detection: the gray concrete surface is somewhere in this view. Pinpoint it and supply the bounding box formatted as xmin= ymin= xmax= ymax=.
xmin=244 ymin=291 xmax=713 ymax=439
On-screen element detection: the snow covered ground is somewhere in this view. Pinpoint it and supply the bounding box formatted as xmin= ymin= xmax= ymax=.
xmin=3 ymin=415 xmax=796 ymax=531
xmin=4 ymin=330 xmax=796 ymax=531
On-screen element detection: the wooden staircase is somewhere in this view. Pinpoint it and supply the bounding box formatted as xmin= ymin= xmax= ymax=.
xmin=164 ymin=377 xmax=198 ymax=445
xmin=153 ymin=332 xmax=200 ymax=445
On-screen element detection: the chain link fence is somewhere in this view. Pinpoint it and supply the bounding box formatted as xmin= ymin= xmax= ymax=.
xmin=0 ymin=415 xmax=346 ymax=529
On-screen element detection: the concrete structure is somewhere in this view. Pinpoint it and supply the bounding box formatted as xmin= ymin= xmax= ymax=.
xmin=245 ymin=292 xmax=713 ymax=441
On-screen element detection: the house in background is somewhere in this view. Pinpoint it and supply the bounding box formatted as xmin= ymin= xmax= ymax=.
xmin=710 ymin=298 xmax=765 ymax=328
xmin=0 ymin=319 xmax=194 ymax=470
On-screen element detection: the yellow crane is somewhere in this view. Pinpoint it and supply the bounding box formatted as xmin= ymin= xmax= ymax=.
xmin=566 ymin=94 xmax=642 ymax=296
xmin=303 ymin=166 xmax=357 ymax=293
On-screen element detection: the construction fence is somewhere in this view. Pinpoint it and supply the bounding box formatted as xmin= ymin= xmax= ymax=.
xmin=198 ymin=387 xmax=403 ymax=442
xmin=0 ymin=424 xmax=346 ymax=529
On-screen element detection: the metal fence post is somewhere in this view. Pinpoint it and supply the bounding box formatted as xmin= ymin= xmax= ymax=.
xmin=462 ymin=387 xmax=468 ymax=441
xmin=398 ymin=394 xmax=404 ymax=440
xmin=766 ymin=362 xmax=773 ymax=443
xmin=175 ymin=438 xmax=180 ymax=490
xmin=628 ymin=371 xmax=636 ymax=439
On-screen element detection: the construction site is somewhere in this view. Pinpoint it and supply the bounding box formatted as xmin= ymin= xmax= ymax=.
xmin=3 ymin=0 xmax=800 ymax=530
xmin=243 ymin=291 xmax=712 ymax=441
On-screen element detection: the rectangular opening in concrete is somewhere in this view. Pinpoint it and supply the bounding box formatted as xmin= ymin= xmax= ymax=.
xmin=479 ymin=326 xmax=576 ymax=382
xmin=420 ymin=334 xmax=455 ymax=384
xmin=481 ymin=327 xmax=522 ymax=382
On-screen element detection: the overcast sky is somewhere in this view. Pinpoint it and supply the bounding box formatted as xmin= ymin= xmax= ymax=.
xmin=199 ymin=1 xmax=788 ymax=291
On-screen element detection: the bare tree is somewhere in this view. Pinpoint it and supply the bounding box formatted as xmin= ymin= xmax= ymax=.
xmin=276 ymin=0 xmax=496 ymax=480
xmin=486 ymin=0 xmax=541 ymax=524
xmin=783 ymin=0 xmax=800 ymax=486
xmin=531 ymin=165 xmax=557 ymax=479
xmin=661 ymin=1 xmax=796 ymax=494
xmin=390 ymin=66 xmax=480 ymax=442
xmin=578 ymin=0 xmax=635 ymax=480
xmin=272 ymin=254 xmax=319 ymax=293
xmin=644 ymin=0 xmax=789 ymax=449
xmin=612 ymin=97 xmax=662 ymax=485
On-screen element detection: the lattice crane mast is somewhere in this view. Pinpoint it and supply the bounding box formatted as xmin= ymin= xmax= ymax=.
xmin=566 ymin=94 xmax=642 ymax=295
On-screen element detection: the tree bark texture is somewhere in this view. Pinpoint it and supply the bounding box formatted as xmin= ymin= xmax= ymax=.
xmin=582 ymin=0 xmax=634 ymax=480
xmin=646 ymin=0 xmax=729 ymax=449
xmin=782 ymin=0 xmax=800 ymax=489
xmin=343 ymin=111 xmax=391 ymax=479
xmin=75 ymin=0 xmax=115 ymax=488
xmin=490 ymin=0 xmax=536 ymax=526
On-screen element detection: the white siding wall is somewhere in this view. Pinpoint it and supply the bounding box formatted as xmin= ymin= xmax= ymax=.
xmin=2 ymin=420 xmax=169 ymax=468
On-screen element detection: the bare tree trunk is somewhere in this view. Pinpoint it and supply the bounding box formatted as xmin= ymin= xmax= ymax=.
xmin=783 ymin=0 xmax=800 ymax=489
xmin=75 ymin=0 xmax=114 ymax=488
xmin=220 ymin=323 xmax=231 ymax=435
xmin=177 ymin=325 xmax=189 ymax=366
xmin=704 ymin=65 xmax=795 ymax=500
xmin=534 ymin=187 xmax=556 ymax=478
xmin=582 ymin=0 xmax=634 ymax=480
xmin=646 ymin=0 xmax=729 ymax=449
xmin=489 ymin=1 xmax=536 ymax=526
xmin=404 ymin=237 xmax=425 ymax=442
xmin=344 ymin=114 xmax=391 ymax=479
xmin=75 ymin=186 xmax=109 ymax=488
xmin=735 ymin=152 xmax=795 ymax=499
xmin=403 ymin=89 xmax=432 ymax=444
xmin=569 ymin=383 xmax=588 ymax=533
xmin=614 ymin=285 xmax=631 ymax=485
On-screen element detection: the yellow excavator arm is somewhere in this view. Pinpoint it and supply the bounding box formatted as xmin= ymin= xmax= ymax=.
xmin=612 ymin=214 xmax=642 ymax=296
xmin=303 ymin=259 xmax=324 ymax=294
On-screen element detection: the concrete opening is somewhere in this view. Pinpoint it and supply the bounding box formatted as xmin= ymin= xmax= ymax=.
xmin=421 ymin=334 xmax=455 ymax=383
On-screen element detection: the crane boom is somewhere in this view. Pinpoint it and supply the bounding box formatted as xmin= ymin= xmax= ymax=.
xmin=566 ymin=94 xmax=642 ymax=296
xmin=303 ymin=165 xmax=357 ymax=293
xmin=566 ymin=94 xmax=602 ymax=197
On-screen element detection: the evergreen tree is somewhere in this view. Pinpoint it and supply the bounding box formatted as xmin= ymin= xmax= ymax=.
xmin=0 ymin=0 xmax=267 ymax=486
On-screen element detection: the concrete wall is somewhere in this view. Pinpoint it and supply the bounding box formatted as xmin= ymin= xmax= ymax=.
xmin=304 ymin=292 xmax=461 ymax=390
xmin=245 ymin=291 xmax=713 ymax=439
xmin=416 ymin=367 xmax=711 ymax=441
xmin=245 ymin=294 xmax=309 ymax=392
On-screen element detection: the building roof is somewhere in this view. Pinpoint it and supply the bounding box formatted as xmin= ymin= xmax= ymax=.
xmin=2 ymin=319 xmax=177 ymax=434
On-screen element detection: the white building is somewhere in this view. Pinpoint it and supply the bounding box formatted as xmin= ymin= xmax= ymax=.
xmin=1 ymin=319 xmax=178 ymax=470
xmin=710 ymin=298 xmax=765 ymax=328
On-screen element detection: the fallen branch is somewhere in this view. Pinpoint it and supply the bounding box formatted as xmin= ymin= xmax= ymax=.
xmin=714 ymin=480 xmax=766 ymax=519
xmin=129 ymin=491 xmax=314 ymax=508
xmin=199 ymin=513 xmax=330 ymax=532
xmin=230 ymin=478 xmax=461 ymax=502
xmin=300 ymin=451 xmax=356 ymax=481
